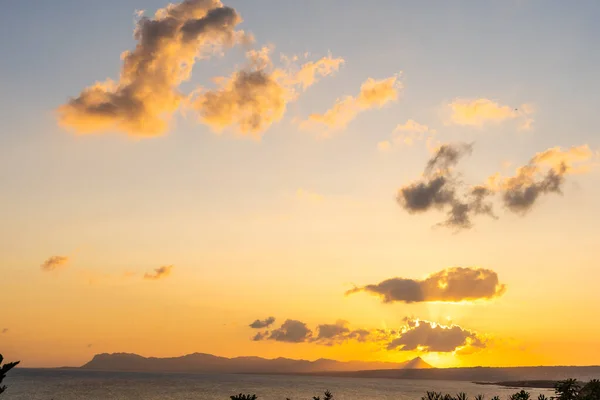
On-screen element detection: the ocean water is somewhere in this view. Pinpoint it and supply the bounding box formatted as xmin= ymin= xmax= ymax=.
xmin=5 ymin=369 xmax=554 ymax=400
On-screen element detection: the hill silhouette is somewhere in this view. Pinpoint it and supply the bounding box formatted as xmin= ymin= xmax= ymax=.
xmin=81 ymin=353 xmax=431 ymax=374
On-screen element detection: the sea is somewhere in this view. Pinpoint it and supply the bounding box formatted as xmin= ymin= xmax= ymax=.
xmin=4 ymin=369 xmax=555 ymax=400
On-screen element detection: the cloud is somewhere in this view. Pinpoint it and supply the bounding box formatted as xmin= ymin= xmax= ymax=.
xmin=397 ymin=143 xmax=495 ymax=230
xmin=264 ymin=319 xmax=313 ymax=343
xmin=1 ymin=329 xmax=8 ymax=334
xmin=447 ymin=98 xmax=534 ymax=129
xmin=191 ymin=46 xmax=343 ymax=136
xmin=144 ymin=265 xmax=174 ymax=280
xmin=251 ymin=319 xmax=390 ymax=346
xmin=378 ymin=120 xmax=437 ymax=151
xmin=346 ymin=267 xmax=506 ymax=303
xmin=387 ymin=318 xmax=486 ymax=353
xmin=40 ymin=256 xmax=69 ymax=272
xmin=301 ymin=74 xmax=401 ymax=133
xmin=58 ymin=0 xmax=251 ymax=136
xmin=312 ymin=320 xmax=379 ymax=346
xmin=488 ymin=145 xmax=595 ymax=214
xmin=249 ymin=316 xmax=276 ymax=329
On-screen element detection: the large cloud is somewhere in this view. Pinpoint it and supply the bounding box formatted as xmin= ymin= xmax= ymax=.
xmin=447 ymin=98 xmax=534 ymax=130
xmin=58 ymin=0 xmax=251 ymax=136
xmin=388 ymin=318 xmax=486 ymax=353
xmin=346 ymin=267 xmax=506 ymax=303
xmin=40 ymin=256 xmax=69 ymax=272
xmin=397 ymin=143 xmax=495 ymax=230
xmin=301 ymin=74 xmax=401 ymax=133
xmin=191 ymin=46 xmax=344 ymax=136
xmin=488 ymin=145 xmax=595 ymax=214
xmin=249 ymin=316 xmax=276 ymax=329
xmin=144 ymin=265 xmax=174 ymax=280
xmin=397 ymin=143 xmax=595 ymax=228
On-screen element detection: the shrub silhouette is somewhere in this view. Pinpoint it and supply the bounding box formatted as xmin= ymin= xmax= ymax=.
xmin=0 ymin=354 xmax=20 ymax=396
xmin=580 ymin=379 xmax=600 ymax=400
xmin=230 ymin=395 xmax=257 ymax=400
xmin=509 ymin=390 xmax=531 ymax=400
xmin=312 ymin=390 xmax=333 ymax=400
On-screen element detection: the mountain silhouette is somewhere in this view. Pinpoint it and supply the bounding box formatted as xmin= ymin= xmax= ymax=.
xmin=81 ymin=353 xmax=432 ymax=373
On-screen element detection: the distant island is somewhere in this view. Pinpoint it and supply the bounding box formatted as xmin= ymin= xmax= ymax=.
xmin=80 ymin=353 xmax=600 ymax=384
xmin=81 ymin=353 xmax=432 ymax=374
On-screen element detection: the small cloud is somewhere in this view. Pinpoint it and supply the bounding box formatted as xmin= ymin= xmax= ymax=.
xmin=87 ymin=343 xmax=93 ymax=348
xmin=296 ymin=188 xmax=323 ymax=202
xmin=249 ymin=316 xmax=276 ymax=329
xmin=144 ymin=265 xmax=174 ymax=280
xmin=446 ymin=98 xmax=534 ymax=129
xmin=379 ymin=120 xmax=436 ymax=151
xmin=346 ymin=267 xmax=506 ymax=303
xmin=253 ymin=319 xmax=313 ymax=343
xmin=387 ymin=318 xmax=487 ymax=353
xmin=41 ymin=256 xmax=69 ymax=272
xmin=1 ymin=328 xmax=8 ymax=334
xmin=301 ymin=73 xmax=402 ymax=134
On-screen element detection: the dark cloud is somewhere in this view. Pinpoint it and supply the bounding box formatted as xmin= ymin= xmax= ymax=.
xmin=40 ymin=256 xmax=69 ymax=272
xmin=249 ymin=316 xmax=276 ymax=329
xmin=500 ymin=163 xmax=565 ymax=214
xmin=58 ymin=0 xmax=250 ymax=136
xmin=266 ymin=319 xmax=313 ymax=343
xmin=144 ymin=265 xmax=174 ymax=280
xmin=397 ymin=143 xmax=494 ymax=230
xmin=425 ymin=143 xmax=472 ymax=174
xmin=312 ymin=320 xmax=376 ymax=346
xmin=251 ymin=319 xmax=387 ymax=346
xmin=346 ymin=267 xmax=506 ymax=303
xmin=388 ymin=319 xmax=487 ymax=353
xmin=1 ymin=329 xmax=8 ymax=334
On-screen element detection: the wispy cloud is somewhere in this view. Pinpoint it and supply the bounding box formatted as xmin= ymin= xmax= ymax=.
xmin=58 ymin=0 xmax=251 ymax=136
xmin=40 ymin=256 xmax=69 ymax=272
xmin=346 ymin=267 xmax=506 ymax=303
xmin=446 ymin=98 xmax=534 ymax=130
xmin=144 ymin=265 xmax=174 ymax=280
xmin=1 ymin=328 xmax=8 ymax=334
xmin=378 ymin=120 xmax=437 ymax=151
xmin=301 ymin=74 xmax=401 ymax=134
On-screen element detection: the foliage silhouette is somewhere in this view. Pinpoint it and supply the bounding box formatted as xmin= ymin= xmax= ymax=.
xmin=0 ymin=354 xmax=20 ymax=396
xmin=509 ymin=390 xmax=531 ymax=400
xmin=230 ymin=394 xmax=257 ymax=400
xmin=556 ymin=379 xmax=582 ymax=400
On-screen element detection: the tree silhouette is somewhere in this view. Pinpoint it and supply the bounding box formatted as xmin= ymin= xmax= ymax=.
xmin=0 ymin=354 xmax=20 ymax=396
xmin=555 ymin=379 xmax=582 ymax=400
xmin=580 ymin=379 xmax=600 ymax=400
xmin=509 ymin=390 xmax=531 ymax=400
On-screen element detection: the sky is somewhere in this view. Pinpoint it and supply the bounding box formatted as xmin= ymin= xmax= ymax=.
xmin=1 ymin=0 xmax=600 ymax=368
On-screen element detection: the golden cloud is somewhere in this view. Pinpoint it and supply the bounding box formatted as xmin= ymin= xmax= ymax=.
xmin=447 ymin=98 xmax=534 ymax=129
xmin=301 ymin=74 xmax=401 ymax=133
xmin=57 ymin=0 xmax=250 ymax=136
xmin=191 ymin=47 xmax=344 ymax=136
